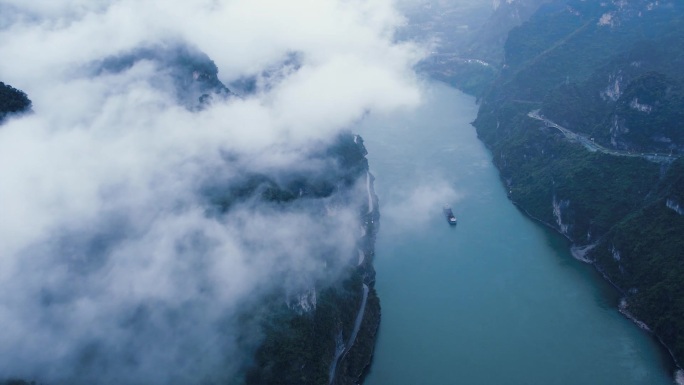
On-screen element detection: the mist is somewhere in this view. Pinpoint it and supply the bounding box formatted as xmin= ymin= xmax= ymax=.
xmin=0 ymin=1 xmax=423 ymax=384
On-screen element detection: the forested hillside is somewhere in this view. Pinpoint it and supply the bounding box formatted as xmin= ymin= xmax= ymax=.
xmin=0 ymin=82 xmax=31 ymax=122
xmin=473 ymin=0 xmax=684 ymax=367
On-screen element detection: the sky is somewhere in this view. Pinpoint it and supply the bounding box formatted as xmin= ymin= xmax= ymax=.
xmin=0 ymin=0 xmax=469 ymax=384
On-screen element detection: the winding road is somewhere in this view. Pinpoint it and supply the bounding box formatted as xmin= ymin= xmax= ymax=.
xmin=366 ymin=171 xmax=373 ymax=214
xmin=328 ymin=283 xmax=370 ymax=385
xmin=528 ymin=110 xmax=677 ymax=164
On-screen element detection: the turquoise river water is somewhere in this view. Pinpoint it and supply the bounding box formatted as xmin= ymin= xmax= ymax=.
xmin=357 ymin=82 xmax=676 ymax=385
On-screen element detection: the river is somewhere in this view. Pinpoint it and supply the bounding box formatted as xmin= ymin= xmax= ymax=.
xmin=356 ymin=82 xmax=675 ymax=385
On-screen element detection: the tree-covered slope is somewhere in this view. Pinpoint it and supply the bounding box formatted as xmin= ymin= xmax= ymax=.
xmin=0 ymin=82 xmax=31 ymax=123
xmin=592 ymin=159 xmax=684 ymax=362
xmin=473 ymin=0 xmax=684 ymax=368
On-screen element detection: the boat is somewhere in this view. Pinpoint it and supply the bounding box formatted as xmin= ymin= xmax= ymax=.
xmin=443 ymin=205 xmax=457 ymax=225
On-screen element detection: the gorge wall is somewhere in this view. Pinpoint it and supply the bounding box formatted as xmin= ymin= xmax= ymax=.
xmin=472 ymin=0 xmax=684 ymax=368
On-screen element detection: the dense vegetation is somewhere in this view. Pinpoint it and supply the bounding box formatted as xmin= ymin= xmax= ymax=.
xmin=473 ymin=0 xmax=684 ymax=368
xmin=541 ymin=41 xmax=684 ymax=154
xmin=245 ymin=270 xmax=380 ymax=385
xmin=0 ymin=82 xmax=31 ymax=123
xmin=592 ymin=158 xmax=684 ymax=362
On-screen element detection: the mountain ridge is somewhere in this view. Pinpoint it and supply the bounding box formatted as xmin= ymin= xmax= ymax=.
xmin=471 ymin=0 xmax=684 ymax=372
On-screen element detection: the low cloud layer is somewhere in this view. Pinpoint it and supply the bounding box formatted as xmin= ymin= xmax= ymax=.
xmin=0 ymin=1 xmax=422 ymax=384
xmin=382 ymin=179 xmax=462 ymax=233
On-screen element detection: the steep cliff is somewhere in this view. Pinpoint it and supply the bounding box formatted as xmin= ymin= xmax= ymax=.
xmin=241 ymin=133 xmax=381 ymax=385
xmin=473 ymin=0 xmax=684 ymax=368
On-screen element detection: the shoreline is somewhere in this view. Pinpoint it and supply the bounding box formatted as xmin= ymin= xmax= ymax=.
xmin=331 ymin=138 xmax=382 ymax=385
xmin=504 ymin=180 xmax=683 ymax=379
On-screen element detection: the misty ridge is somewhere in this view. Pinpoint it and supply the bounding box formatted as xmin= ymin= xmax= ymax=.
xmin=0 ymin=1 xmax=425 ymax=384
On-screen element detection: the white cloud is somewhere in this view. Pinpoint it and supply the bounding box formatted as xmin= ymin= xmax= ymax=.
xmin=382 ymin=179 xmax=463 ymax=232
xmin=0 ymin=0 xmax=423 ymax=383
